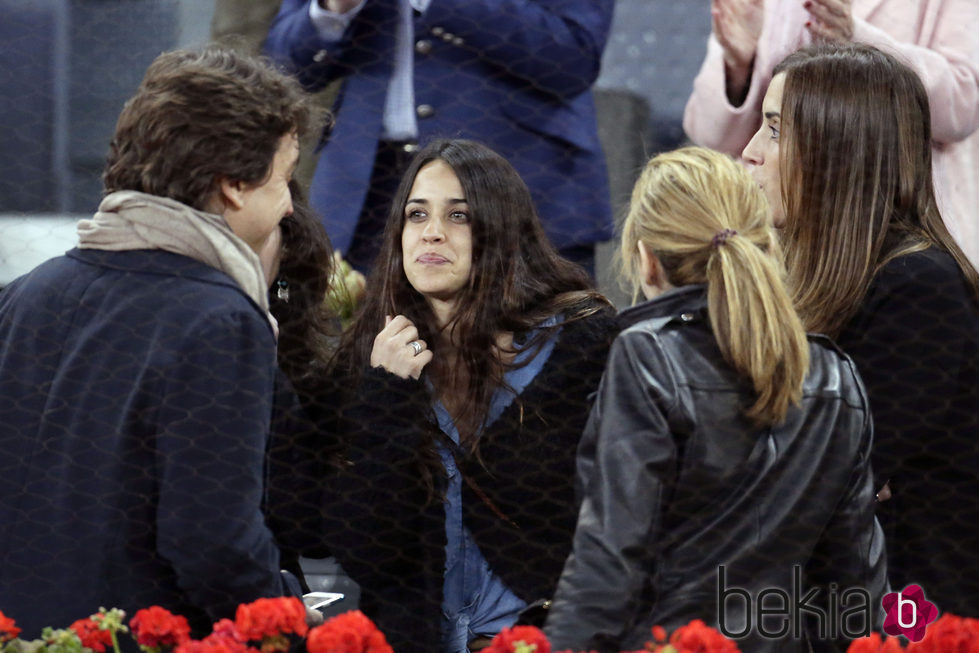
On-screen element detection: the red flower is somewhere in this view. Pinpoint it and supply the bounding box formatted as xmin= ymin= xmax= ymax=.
xmin=906 ymin=614 xmax=979 ymax=653
xmin=175 ymin=641 xmax=239 ymax=653
xmin=130 ymin=606 xmax=192 ymax=650
xmin=207 ymin=621 xmax=246 ymax=645
xmin=195 ymin=619 xmax=260 ymax=653
xmin=484 ymin=626 xmax=551 ymax=653
xmin=667 ymin=619 xmax=741 ymax=653
xmin=650 ymin=626 xmax=668 ymax=643
xmin=846 ymin=631 xmax=907 ymax=653
xmin=880 ymin=636 xmax=905 ymax=653
xmin=234 ymin=597 xmax=308 ymax=644
xmin=0 ymin=610 xmax=20 ymax=643
xmin=70 ymin=617 xmax=116 ymax=652
xmin=847 ymin=632 xmax=886 ymax=653
xmin=306 ymin=611 xmax=393 ymax=653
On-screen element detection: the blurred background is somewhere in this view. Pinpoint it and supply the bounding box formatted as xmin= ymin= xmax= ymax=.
xmin=0 ymin=0 xmax=710 ymax=304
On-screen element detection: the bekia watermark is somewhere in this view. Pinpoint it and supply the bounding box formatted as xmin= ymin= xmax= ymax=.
xmin=717 ymin=568 xmax=941 ymax=643
xmin=881 ymin=585 xmax=938 ymax=642
xmin=716 ymin=565 xmax=872 ymax=640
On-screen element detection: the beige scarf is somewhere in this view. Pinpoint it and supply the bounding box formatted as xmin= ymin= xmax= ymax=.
xmin=77 ymin=190 xmax=276 ymax=334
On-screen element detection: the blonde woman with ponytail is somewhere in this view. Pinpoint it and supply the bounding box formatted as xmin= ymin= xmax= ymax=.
xmin=544 ymin=147 xmax=887 ymax=653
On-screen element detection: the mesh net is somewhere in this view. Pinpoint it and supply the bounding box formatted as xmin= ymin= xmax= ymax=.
xmin=1 ymin=1 xmax=977 ymax=651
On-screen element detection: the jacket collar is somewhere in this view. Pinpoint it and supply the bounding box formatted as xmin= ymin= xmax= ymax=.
xmin=617 ymin=284 xmax=708 ymax=329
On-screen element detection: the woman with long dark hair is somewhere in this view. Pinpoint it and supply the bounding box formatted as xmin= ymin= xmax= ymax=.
xmin=743 ymin=41 xmax=979 ymax=616
xmin=310 ymin=139 xmax=617 ymax=653
xmin=260 ymin=182 xmax=341 ymax=571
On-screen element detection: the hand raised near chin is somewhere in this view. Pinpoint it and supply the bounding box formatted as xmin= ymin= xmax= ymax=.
xmin=370 ymin=315 xmax=434 ymax=380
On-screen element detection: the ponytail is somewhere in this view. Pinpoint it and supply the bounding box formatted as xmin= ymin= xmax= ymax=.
xmin=706 ymin=231 xmax=809 ymax=426
xmin=621 ymin=146 xmax=809 ymax=427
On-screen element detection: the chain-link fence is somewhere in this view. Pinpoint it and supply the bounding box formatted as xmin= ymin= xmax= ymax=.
xmin=2 ymin=1 xmax=976 ymax=651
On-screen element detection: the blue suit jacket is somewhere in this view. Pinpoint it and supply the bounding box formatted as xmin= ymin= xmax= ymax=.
xmin=264 ymin=0 xmax=615 ymax=254
xmin=0 ymin=249 xmax=285 ymax=638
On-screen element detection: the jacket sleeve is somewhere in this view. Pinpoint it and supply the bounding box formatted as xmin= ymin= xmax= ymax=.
xmin=154 ymin=310 xmax=286 ymax=622
xmin=263 ymin=0 xmax=364 ymax=91
xmin=316 ymin=366 xmax=434 ymax=556
xmin=264 ymin=0 xmax=614 ymax=99
xmin=418 ymin=0 xmax=614 ymax=98
xmin=682 ymin=33 xmax=775 ymax=157
xmin=683 ymin=0 xmax=979 ymax=153
xmin=311 ymin=365 xmax=444 ymax=653
xmin=806 ymin=363 xmax=889 ymax=649
xmin=850 ymin=1 xmax=979 ymax=144
xmin=544 ymin=327 xmax=679 ymax=653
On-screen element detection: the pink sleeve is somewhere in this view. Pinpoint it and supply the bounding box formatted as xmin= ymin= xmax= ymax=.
xmin=852 ymin=0 xmax=979 ymax=144
xmin=682 ymin=0 xmax=808 ymax=157
xmin=681 ymin=35 xmax=774 ymax=156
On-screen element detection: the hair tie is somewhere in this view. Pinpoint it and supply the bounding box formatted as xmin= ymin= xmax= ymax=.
xmin=711 ymin=228 xmax=738 ymax=249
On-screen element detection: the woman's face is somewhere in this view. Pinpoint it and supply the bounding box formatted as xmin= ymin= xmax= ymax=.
xmin=743 ymin=72 xmax=787 ymax=228
xmin=401 ymin=160 xmax=473 ymax=316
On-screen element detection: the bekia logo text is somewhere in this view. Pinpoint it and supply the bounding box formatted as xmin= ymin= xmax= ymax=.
xmin=717 ymin=566 xmax=871 ymax=639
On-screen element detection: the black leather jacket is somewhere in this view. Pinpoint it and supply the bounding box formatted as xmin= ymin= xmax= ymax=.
xmin=544 ymin=285 xmax=888 ymax=653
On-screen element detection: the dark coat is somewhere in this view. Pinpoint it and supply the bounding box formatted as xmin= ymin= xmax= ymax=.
xmin=837 ymin=248 xmax=979 ymax=617
xmin=262 ymin=0 xmax=614 ymax=253
xmin=0 ymin=249 xmax=285 ymax=637
xmin=297 ymin=306 xmax=617 ymax=653
xmin=544 ymin=286 xmax=888 ymax=653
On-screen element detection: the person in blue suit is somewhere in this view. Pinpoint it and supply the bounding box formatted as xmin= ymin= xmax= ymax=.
xmin=263 ymin=0 xmax=615 ymax=278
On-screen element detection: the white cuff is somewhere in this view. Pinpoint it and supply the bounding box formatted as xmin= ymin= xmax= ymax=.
xmin=308 ymin=0 xmax=368 ymax=40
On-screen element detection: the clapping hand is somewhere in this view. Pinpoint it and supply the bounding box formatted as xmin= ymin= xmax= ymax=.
xmin=804 ymin=0 xmax=854 ymax=42
xmin=711 ymin=0 xmax=765 ymax=103
xmin=712 ymin=0 xmax=765 ymax=72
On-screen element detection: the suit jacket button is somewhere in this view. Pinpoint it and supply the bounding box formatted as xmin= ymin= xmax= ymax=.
xmin=441 ymin=32 xmax=455 ymax=43
xmin=451 ymin=36 xmax=464 ymax=47
xmin=415 ymin=39 xmax=433 ymax=55
xmin=431 ymin=26 xmax=445 ymax=37
xmin=312 ymin=49 xmax=328 ymax=63
xmin=416 ymin=104 xmax=435 ymax=119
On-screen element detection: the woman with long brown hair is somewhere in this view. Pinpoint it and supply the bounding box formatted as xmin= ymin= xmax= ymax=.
xmin=543 ymin=146 xmax=885 ymax=653
xmin=258 ymin=182 xmax=342 ymax=579
xmin=308 ymin=139 xmax=617 ymax=653
xmin=743 ymin=41 xmax=979 ymax=616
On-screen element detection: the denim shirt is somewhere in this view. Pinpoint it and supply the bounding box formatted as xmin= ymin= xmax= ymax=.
xmin=433 ymin=316 xmax=562 ymax=653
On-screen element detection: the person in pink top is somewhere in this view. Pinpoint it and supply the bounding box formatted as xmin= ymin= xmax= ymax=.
xmin=683 ymin=0 xmax=979 ymax=266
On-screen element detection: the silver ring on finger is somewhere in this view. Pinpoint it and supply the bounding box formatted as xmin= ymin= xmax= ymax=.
xmin=408 ymin=340 xmax=423 ymax=356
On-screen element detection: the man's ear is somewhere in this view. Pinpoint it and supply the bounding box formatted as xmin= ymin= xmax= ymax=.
xmin=217 ymin=176 xmax=247 ymax=211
